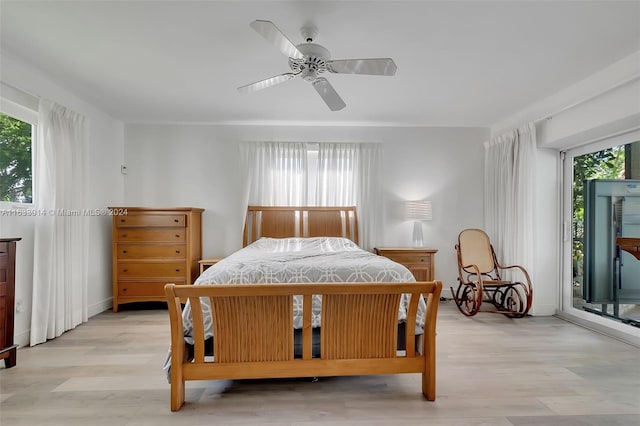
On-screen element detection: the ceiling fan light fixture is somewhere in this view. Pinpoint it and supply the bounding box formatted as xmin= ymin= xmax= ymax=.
xmin=301 ymin=68 xmax=318 ymax=82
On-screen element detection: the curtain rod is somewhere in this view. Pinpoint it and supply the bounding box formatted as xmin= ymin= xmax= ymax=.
xmin=534 ymin=74 xmax=640 ymax=124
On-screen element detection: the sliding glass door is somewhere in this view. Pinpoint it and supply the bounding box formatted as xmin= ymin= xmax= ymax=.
xmin=562 ymin=130 xmax=640 ymax=338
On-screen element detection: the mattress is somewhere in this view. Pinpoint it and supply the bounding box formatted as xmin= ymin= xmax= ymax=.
xmin=180 ymin=236 xmax=426 ymax=345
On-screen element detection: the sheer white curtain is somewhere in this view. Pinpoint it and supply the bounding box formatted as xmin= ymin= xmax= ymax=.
xmin=31 ymin=100 xmax=88 ymax=346
xmin=242 ymin=141 xmax=383 ymax=250
xmin=483 ymin=122 xmax=536 ymax=273
xmin=242 ymin=142 xmax=308 ymax=206
xmin=316 ymin=143 xmax=356 ymax=206
xmin=316 ymin=143 xmax=383 ymax=250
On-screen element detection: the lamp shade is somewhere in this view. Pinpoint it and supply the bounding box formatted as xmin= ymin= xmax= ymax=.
xmin=406 ymin=200 xmax=432 ymax=221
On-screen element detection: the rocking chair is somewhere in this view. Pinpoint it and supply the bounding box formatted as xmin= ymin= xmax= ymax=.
xmin=452 ymin=228 xmax=533 ymax=317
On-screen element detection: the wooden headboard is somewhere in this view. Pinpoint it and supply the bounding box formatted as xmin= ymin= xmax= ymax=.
xmin=243 ymin=206 xmax=359 ymax=246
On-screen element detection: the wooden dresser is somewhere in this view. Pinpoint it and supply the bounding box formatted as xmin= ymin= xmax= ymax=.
xmin=374 ymin=247 xmax=437 ymax=281
xmin=0 ymin=237 xmax=20 ymax=368
xmin=110 ymin=208 xmax=203 ymax=312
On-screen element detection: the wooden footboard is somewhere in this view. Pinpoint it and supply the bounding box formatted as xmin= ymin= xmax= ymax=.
xmin=164 ymin=281 xmax=443 ymax=411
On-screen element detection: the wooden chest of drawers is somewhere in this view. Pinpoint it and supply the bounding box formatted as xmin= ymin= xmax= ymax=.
xmin=110 ymin=208 xmax=203 ymax=312
xmin=0 ymin=238 xmax=20 ymax=368
xmin=373 ymin=247 xmax=437 ymax=282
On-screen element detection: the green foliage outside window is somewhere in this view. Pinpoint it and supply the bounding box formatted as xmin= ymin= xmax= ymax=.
xmin=0 ymin=113 xmax=32 ymax=203
xmin=572 ymin=146 xmax=625 ymax=277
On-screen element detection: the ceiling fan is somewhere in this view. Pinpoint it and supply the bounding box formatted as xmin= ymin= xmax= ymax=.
xmin=237 ymin=20 xmax=397 ymax=111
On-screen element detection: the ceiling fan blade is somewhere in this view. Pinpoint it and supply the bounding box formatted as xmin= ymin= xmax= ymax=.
xmin=237 ymin=72 xmax=299 ymax=94
xmin=249 ymin=20 xmax=304 ymax=59
xmin=312 ymin=77 xmax=346 ymax=111
xmin=327 ymin=58 xmax=397 ymax=76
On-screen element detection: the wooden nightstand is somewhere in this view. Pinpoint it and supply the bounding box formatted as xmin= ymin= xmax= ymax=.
xmin=374 ymin=247 xmax=437 ymax=281
xmin=199 ymin=257 xmax=224 ymax=274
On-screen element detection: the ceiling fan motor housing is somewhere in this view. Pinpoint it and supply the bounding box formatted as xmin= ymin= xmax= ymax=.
xmin=289 ymin=43 xmax=331 ymax=82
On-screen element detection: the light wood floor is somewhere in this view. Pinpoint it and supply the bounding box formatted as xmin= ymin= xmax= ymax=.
xmin=1 ymin=300 xmax=639 ymax=426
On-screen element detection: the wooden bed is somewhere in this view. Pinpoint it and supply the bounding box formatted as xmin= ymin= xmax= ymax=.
xmin=164 ymin=206 xmax=443 ymax=411
xmin=243 ymin=205 xmax=359 ymax=246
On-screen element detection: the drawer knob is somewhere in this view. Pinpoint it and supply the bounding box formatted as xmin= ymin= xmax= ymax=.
xmin=174 ymin=219 xmax=179 ymax=223
xmin=123 ymin=269 xmax=128 ymax=273
xmin=123 ymin=250 xmax=127 ymax=254
xmin=175 ymin=250 xmax=180 ymax=254
xmin=175 ymin=234 xmax=179 ymax=238
xmin=421 ymin=258 xmax=425 ymax=262
xmin=122 ymin=234 xmax=127 ymax=238
xmin=120 ymin=219 xmax=125 ymax=223
xmin=175 ymin=269 xmax=180 ymax=272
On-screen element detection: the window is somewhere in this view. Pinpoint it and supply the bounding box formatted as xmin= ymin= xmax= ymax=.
xmin=0 ymin=112 xmax=33 ymax=203
xmin=244 ymin=142 xmax=363 ymax=207
xmin=562 ymin=131 xmax=640 ymax=335
xmin=243 ymin=142 xmax=383 ymax=249
xmin=1 ymin=88 xmax=37 ymax=205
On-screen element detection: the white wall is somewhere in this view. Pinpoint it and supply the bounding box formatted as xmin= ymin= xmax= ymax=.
xmin=532 ymin=148 xmax=560 ymax=316
xmin=0 ymin=53 xmax=125 ymax=346
xmin=124 ymin=124 xmax=488 ymax=292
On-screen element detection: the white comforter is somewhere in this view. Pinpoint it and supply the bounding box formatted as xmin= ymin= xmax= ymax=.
xmin=181 ymin=237 xmax=426 ymax=344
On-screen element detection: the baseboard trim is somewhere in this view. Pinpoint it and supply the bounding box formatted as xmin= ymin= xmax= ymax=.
xmin=12 ymin=298 xmax=113 ymax=349
xmin=14 ymin=330 xmax=29 ymax=348
xmin=555 ymin=311 xmax=640 ymax=348
xmin=88 ymin=297 xmax=112 ymax=318
xmin=531 ymin=303 xmax=557 ymax=316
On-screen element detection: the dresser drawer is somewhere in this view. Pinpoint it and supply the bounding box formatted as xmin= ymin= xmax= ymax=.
xmin=117 ymin=262 xmax=186 ymax=278
xmin=0 ymin=303 xmax=5 ymax=346
xmin=0 ymin=255 xmax=7 ymax=345
xmin=408 ymin=266 xmax=432 ymax=282
xmin=115 ymin=214 xmax=186 ymax=228
xmin=116 ymin=229 xmax=186 ymax=242
xmin=384 ymin=253 xmax=432 ymax=266
xmin=0 ymin=243 xmax=7 ymax=282
xmin=117 ymin=244 xmax=186 ymax=259
xmin=374 ymin=248 xmax=437 ymax=282
xmin=117 ymin=281 xmax=185 ymax=297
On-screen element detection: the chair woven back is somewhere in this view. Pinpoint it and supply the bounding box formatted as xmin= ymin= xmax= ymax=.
xmin=458 ymin=229 xmax=495 ymax=275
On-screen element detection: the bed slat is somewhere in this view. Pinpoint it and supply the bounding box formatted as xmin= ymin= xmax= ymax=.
xmin=302 ymin=294 xmax=313 ymax=360
xmin=210 ymin=295 xmax=294 ymax=363
xmin=321 ymin=293 xmax=400 ymax=359
xmin=190 ymin=297 xmax=205 ymax=362
xmin=404 ymin=292 xmax=420 ymax=357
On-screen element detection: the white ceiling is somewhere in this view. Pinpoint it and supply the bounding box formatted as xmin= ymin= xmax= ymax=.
xmin=1 ymin=1 xmax=639 ymax=127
